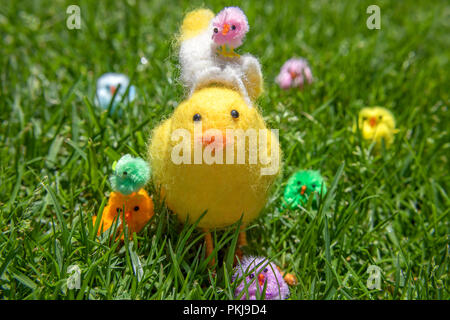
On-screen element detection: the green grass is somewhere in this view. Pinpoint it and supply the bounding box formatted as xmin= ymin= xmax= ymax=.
xmin=0 ymin=0 xmax=449 ymax=300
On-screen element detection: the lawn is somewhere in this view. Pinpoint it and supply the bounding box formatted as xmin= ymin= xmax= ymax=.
xmin=0 ymin=0 xmax=448 ymax=300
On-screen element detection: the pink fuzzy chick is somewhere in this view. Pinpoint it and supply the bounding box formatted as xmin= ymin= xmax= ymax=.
xmin=232 ymin=256 xmax=290 ymax=300
xmin=276 ymin=58 xmax=313 ymax=90
xmin=212 ymin=6 xmax=249 ymax=57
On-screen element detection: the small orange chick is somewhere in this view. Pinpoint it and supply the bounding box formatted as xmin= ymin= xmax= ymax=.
xmin=93 ymin=188 xmax=154 ymax=239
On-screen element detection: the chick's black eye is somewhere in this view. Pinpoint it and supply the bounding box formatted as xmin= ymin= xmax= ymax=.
xmin=312 ymin=184 xmax=316 ymax=188
xmin=116 ymin=208 xmax=121 ymax=213
xmin=193 ymin=113 xmax=201 ymax=121
xmin=249 ymin=273 xmax=254 ymax=279
xmin=297 ymin=181 xmax=301 ymax=185
xmin=231 ymin=109 xmax=239 ymax=118
xmin=134 ymin=206 xmax=139 ymax=211
xmin=263 ymin=268 xmax=268 ymax=273
xmin=123 ymin=171 xmax=127 ymax=176
xmin=231 ymin=25 xmax=236 ymax=30
xmin=213 ymin=27 xmax=218 ymax=33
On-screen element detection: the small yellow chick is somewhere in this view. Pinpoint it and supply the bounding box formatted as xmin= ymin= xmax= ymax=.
xmin=357 ymin=107 xmax=398 ymax=149
xmin=93 ymin=189 xmax=154 ymax=239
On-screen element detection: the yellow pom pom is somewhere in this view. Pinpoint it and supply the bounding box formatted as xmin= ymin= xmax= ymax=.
xmin=148 ymin=86 xmax=281 ymax=229
xmin=357 ymin=106 xmax=398 ymax=149
xmin=179 ymin=9 xmax=215 ymax=41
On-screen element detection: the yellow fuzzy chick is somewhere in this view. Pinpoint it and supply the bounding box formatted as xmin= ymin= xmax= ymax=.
xmin=357 ymin=107 xmax=398 ymax=149
xmin=148 ymin=87 xmax=280 ymax=263
xmin=93 ymin=189 xmax=154 ymax=239
xmin=148 ymin=10 xmax=280 ymax=265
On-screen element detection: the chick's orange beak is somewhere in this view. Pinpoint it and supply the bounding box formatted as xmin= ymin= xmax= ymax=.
xmin=258 ymin=273 xmax=265 ymax=286
xmin=110 ymin=86 xmax=117 ymax=95
xmin=201 ymin=130 xmax=227 ymax=148
xmin=222 ymin=23 xmax=230 ymax=35
xmin=300 ymin=185 xmax=307 ymax=195
xmin=369 ymin=117 xmax=377 ymax=128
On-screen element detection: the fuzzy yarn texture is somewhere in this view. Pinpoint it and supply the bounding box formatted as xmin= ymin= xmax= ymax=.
xmin=283 ymin=170 xmax=327 ymax=209
xmin=110 ymin=154 xmax=151 ymax=195
xmin=356 ymin=107 xmax=398 ymax=149
xmin=148 ymin=86 xmax=281 ymax=229
xmin=275 ymin=58 xmax=313 ymax=90
xmin=232 ymin=256 xmax=289 ymax=300
xmin=93 ymin=189 xmax=154 ymax=239
xmin=96 ymin=73 xmax=136 ymax=113
xmin=178 ymin=8 xmax=262 ymax=105
xmin=211 ymin=6 xmax=249 ymax=48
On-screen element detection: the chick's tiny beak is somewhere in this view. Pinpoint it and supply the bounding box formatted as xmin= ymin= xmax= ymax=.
xmin=300 ymin=185 xmax=307 ymax=195
xmin=258 ymin=273 xmax=265 ymax=286
xmin=201 ymin=131 xmax=227 ymax=148
xmin=222 ymin=24 xmax=230 ymax=35
xmin=110 ymin=86 xmax=117 ymax=95
xmin=369 ymin=117 xmax=377 ymax=128
xmin=125 ymin=212 xmax=131 ymax=222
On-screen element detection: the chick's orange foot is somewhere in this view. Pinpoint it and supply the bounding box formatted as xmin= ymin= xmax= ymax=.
xmin=233 ymin=228 xmax=248 ymax=264
xmin=203 ymin=230 xmax=216 ymax=267
xmin=217 ymin=45 xmax=240 ymax=58
xmin=276 ymin=266 xmax=298 ymax=286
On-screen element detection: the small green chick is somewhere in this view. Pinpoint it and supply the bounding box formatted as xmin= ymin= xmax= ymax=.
xmin=110 ymin=154 xmax=151 ymax=195
xmin=282 ymin=170 xmax=327 ymax=209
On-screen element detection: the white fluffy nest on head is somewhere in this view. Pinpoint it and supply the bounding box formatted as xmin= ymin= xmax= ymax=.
xmin=178 ymin=18 xmax=263 ymax=107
